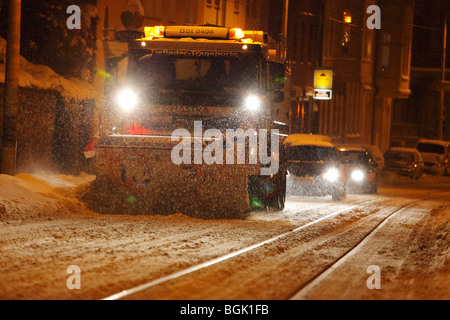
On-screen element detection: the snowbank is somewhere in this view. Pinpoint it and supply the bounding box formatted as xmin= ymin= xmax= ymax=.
xmin=0 ymin=173 xmax=94 ymax=224
xmin=380 ymin=171 xmax=450 ymax=190
xmin=0 ymin=37 xmax=97 ymax=100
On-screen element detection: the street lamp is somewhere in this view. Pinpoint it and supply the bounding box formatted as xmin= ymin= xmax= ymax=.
xmin=438 ymin=12 xmax=449 ymax=141
xmin=1 ymin=0 xmax=21 ymax=175
xmin=280 ymin=0 xmax=289 ymax=62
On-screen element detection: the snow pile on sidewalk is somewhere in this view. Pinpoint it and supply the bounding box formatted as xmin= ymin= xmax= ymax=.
xmin=0 ymin=37 xmax=97 ymax=100
xmin=380 ymin=172 xmax=450 ymax=190
xmin=0 ymin=173 xmax=95 ymax=224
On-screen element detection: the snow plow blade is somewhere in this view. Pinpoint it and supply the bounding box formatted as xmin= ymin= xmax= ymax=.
xmin=86 ymin=135 xmax=251 ymax=219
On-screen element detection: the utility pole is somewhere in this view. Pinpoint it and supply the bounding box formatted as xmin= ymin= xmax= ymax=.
xmin=438 ymin=12 xmax=448 ymax=141
xmin=280 ymin=0 xmax=289 ymax=62
xmin=1 ymin=0 xmax=21 ymax=175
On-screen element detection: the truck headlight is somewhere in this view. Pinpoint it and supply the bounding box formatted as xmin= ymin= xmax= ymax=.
xmin=245 ymin=95 xmax=261 ymax=112
xmin=324 ymin=168 xmax=340 ymax=182
xmin=118 ymin=89 xmax=138 ymax=112
xmin=351 ymin=170 xmax=365 ymax=182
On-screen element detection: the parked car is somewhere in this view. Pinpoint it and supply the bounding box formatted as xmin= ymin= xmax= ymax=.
xmin=383 ymin=147 xmax=424 ymax=180
xmin=284 ymin=134 xmax=346 ymax=201
xmin=338 ymin=147 xmax=378 ymax=194
xmin=415 ymin=139 xmax=450 ymax=176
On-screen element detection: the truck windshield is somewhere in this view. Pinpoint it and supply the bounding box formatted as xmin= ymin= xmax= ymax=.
xmin=339 ymin=151 xmax=371 ymax=164
xmin=128 ymin=50 xmax=259 ymax=93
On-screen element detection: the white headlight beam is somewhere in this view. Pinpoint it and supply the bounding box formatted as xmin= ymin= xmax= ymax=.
xmin=324 ymin=168 xmax=340 ymax=182
xmin=245 ymin=95 xmax=261 ymax=112
xmin=118 ymin=89 xmax=138 ymax=112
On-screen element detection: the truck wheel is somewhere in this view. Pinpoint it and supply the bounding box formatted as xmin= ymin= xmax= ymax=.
xmin=270 ymin=187 xmax=286 ymax=211
xmin=264 ymin=172 xmax=286 ymax=211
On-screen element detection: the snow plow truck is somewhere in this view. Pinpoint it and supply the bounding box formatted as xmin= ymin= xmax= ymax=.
xmin=88 ymin=25 xmax=289 ymax=218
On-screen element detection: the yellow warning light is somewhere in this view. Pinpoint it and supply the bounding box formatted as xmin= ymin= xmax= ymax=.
xmin=228 ymin=28 xmax=245 ymax=40
xmin=144 ymin=26 xmax=165 ymax=38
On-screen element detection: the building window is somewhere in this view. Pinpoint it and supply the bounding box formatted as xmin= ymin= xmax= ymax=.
xmin=234 ymin=0 xmax=240 ymax=14
xmin=341 ymin=29 xmax=351 ymax=53
xmin=252 ymin=0 xmax=257 ymax=18
xmin=381 ymin=33 xmax=391 ymax=72
xmin=341 ymin=11 xmax=353 ymax=54
xmin=143 ymin=0 xmax=162 ymax=19
xmin=300 ymin=23 xmax=305 ymax=61
xmin=292 ymin=21 xmax=299 ymax=61
xmin=185 ymin=0 xmax=191 ymax=24
xmin=308 ymin=24 xmax=314 ymax=62
xmin=169 ymin=0 xmax=176 ymax=24
xmin=246 ymin=0 xmax=256 ymax=19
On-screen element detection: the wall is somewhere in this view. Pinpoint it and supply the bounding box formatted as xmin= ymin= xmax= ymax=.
xmin=0 ymin=85 xmax=94 ymax=174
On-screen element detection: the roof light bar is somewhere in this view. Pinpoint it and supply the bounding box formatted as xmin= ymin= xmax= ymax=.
xmin=228 ymin=28 xmax=245 ymax=40
xmin=142 ymin=26 xmax=247 ymax=41
xmin=144 ymin=26 xmax=165 ymax=38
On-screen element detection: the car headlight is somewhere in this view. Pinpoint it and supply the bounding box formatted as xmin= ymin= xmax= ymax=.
xmin=351 ymin=170 xmax=365 ymax=182
xmin=245 ymin=95 xmax=261 ymax=112
xmin=118 ymin=89 xmax=138 ymax=111
xmin=323 ymin=168 xmax=340 ymax=182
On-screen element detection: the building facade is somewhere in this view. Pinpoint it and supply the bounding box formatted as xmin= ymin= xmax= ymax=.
xmin=268 ymin=0 xmax=414 ymax=153
xmin=390 ymin=0 xmax=450 ymax=146
xmin=92 ymin=0 xmax=417 ymax=153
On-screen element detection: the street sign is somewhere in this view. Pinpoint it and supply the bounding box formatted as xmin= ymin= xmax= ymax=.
xmin=314 ymin=70 xmax=333 ymax=89
xmin=314 ymin=69 xmax=333 ymax=100
xmin=314 ymin=89 xmax=332 ymax=100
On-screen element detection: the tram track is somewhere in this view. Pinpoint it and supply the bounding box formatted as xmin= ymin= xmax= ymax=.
xmin=102 ymin=198 xmax=382 ymax=300
xmin=289 ymin=191 xmax=450 ymax=300
xmin=102 ymin=191 xmax=450 ymax=300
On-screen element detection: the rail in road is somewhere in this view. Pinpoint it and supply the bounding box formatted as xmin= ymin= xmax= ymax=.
xmin=102 ymin=191 xmax=450 ymax=300
xmin=289 ymin=191 xmax=450 ymax=300
xmin=102 ymin=197 xmax=382 ymax=300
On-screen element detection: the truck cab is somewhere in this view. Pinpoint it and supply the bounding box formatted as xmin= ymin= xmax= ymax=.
xmin=90 ymin=25 xmax=290 ymax=217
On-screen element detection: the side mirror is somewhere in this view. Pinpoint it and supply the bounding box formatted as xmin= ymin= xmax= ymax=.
xmin=270 ymin=62 xmax=286 ymax=90
xmin=272 ymin=91 xmax=284 ymax=103
xmin=105 ymin=54 xmax=128 ymax=88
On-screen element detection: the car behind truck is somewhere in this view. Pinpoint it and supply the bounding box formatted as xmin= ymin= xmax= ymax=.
xmin=284 ymin=134 xmax=347 ymax=201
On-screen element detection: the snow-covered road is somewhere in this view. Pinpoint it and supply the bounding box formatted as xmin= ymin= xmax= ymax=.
xmin=0 ymin=172 xmax=449 ymax=300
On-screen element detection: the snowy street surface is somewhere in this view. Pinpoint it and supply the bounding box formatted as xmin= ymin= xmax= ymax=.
xmin=0 ymin=172 xmax=449 ymax=300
